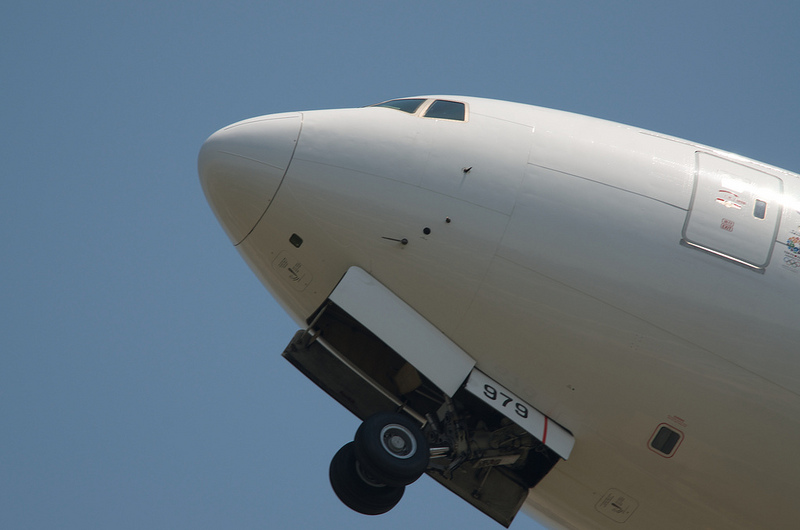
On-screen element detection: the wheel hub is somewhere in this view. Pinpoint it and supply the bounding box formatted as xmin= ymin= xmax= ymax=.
xmin=380 ymin=424 xmax=417 ymax=459
xmin=389 ymin=435 xmax=406 ymax=451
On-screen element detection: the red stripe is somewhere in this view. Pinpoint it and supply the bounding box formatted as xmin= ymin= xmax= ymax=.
xmin=542 ymin=417 xmax=548 ymax=443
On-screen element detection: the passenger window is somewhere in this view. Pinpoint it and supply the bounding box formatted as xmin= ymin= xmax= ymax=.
xmin=754 ymin=199 xmax=767 ymax=219
xmin=648 ymin=424 xmax=683 ymax=457
xmin=424 ymin=100 xmax=466 ymax=121
xmin=370 ymin=99 xmax=426 ymax=114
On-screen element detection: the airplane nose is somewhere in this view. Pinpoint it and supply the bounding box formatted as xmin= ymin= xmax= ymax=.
xmin=198 ymin=113 xmax=302 ymax=245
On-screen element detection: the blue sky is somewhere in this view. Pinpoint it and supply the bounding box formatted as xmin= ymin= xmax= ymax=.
xmin=2 ymin=2 xmax=799 ymax=529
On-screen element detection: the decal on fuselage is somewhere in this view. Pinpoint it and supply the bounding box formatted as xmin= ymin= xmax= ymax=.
xmin=272 ymin=251 xmax=313 ymax=291
xmin=715 ymin=189 xmax=745 ymax=210
xmin=595 ymin=489 xmax=639 ymax=523
xmin=783 ymin=227 xmax=800 ymax=274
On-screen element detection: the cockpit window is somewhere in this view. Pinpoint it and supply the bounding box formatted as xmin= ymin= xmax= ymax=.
xmin=371 ymin=98 xmax=426 ymax=114
xmin=424 ymin=100 xmax=466 ymax=121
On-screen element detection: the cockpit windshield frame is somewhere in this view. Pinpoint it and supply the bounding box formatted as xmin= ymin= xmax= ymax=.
xmin=422 ymin=100 xmax=467 ymax=122
xmin=369 ymin=98 xmax=468 ymax=122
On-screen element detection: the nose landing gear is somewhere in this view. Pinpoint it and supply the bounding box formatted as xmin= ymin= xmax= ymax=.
xmin=329 ymin=412 xmax=429 ymax=515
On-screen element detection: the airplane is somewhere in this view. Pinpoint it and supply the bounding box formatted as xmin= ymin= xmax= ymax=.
xmin=198 ymin=95 xmax=800 ymax=529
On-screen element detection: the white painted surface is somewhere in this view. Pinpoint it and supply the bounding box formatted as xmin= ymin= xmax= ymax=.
xmin=329 ymin=266 xmax=475 ymax=397
xmin=198 ymin=113 xmax=301 ymax=244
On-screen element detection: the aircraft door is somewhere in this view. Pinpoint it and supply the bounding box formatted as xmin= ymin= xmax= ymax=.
xmin=683 ymin=153 xmax=783 ymax=269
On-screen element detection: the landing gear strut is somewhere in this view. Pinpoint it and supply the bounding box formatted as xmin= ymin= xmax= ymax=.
xmin=329 ymin=412 xmax=429 ymax=515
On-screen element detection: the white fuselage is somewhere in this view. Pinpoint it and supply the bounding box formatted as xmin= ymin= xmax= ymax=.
xmin=199 ymin=96 xmax=800 ymax=529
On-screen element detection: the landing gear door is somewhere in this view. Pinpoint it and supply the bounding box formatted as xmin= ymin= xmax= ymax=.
xmin=683 ymin=153 xmax=783 ymax=269
xmin=328 ymin=266 xmax=475 ymax=397
xmin=465 ymin=369 xmax=574 ymax=460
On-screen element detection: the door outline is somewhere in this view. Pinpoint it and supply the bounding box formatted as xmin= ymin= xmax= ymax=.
xmin=682 ymin=152 xmax=783 ymax=271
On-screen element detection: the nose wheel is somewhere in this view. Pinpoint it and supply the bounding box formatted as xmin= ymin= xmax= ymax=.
xmin=329 ymin=442 xmax=405 ymax=515
xmin=329 ymin=412 xmax=429 ymax=515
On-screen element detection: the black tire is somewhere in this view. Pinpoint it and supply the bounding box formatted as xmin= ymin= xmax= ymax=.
xmin=354 ymin=412 xmax=429 ymax=487
xmin=329 ymin=442 xmax=405 ymax=516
